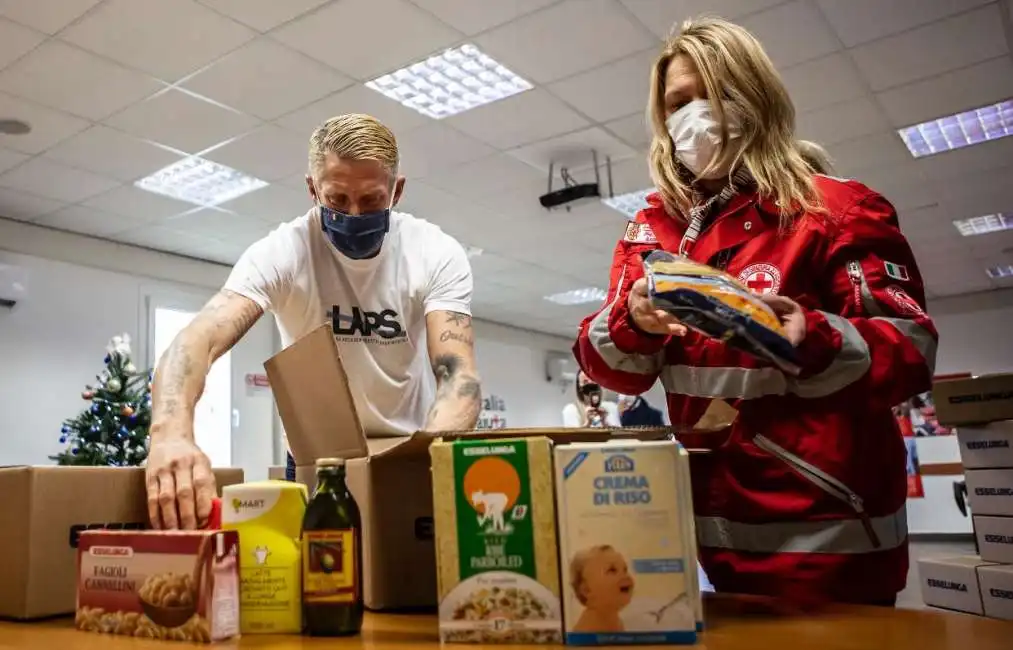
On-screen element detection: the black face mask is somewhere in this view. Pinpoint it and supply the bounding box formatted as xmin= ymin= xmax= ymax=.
xmin=579 ymin=383 xmax=602 ymax=406
xmin=319 ymin=204 xmax=391 ymax=259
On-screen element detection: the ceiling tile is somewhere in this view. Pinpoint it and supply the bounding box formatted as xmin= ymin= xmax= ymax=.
xmin=548 ymin=48 xmax=657 ymax=123
xmin=876 ymin=56 xmax=1013 ymax=127
xmin=0 ymin=92 xmax=90 ymax=155
xmin=826 ymin=132 xmax=912 ymax=176
xmin=797 ymin=96 xmax=890 ymax=146
xmin=105 ymin=88 xmax=260 ymax=154
xmin=410 ymin=0 xmax=558 ymax=35
xmin=114 ymin=224 xmax=220 ymax=257
xmin=445 ymin=89 xmax=589 ymax=149
xmin=398 ymin=123 xmax=496 ymax=179
xmin=816 ymin=0 xmax=993 ymax=48
xmin=182 ymin=38 xmax=352 ymax=121
xmin=0 ymin=40 xmax=163 ymax=120
xmin=196 ymin=0 xmax=331 ymax=32
xmin=781 ymin=53 xmax=866 ymax=114
xmin=218 ymin=185 xmax=310 ymax=224
xmin=848 ymin=4 xmax=1008 ymax=92
xmin=603 ymin=153 xmax=652 ymax=195
xmin=0 ymin=17 xmax=44 ymax=69
xmin=83 ymin=184 xmax=192 ymax=219
xmin=507 ymin=126 xmax=636 ymax=173
xmin=275 ymin=83 xmax=431 ymax=138
xmin=0 ymin=147 xmax=28 ymax=174
xmin=203 ymin=124 xmax=308 ymax=182
xmin=604 ymin=112 xmax=652 ymax=149
xmin=0 ymin=157 xmax=119 ymax=203
xmin=59 ymin=0 xmax=256 ymax=81
xmin=32 ymin=204 xmax=143 ymax=237
xmin=162 ymin=207 xmax=272 ymax=241
xmin=740 ymin=1 xmax=840 ymax=69
xmin=917 ymin=138 xmax=1013 ymax=185
xmin=43 ymin=125 xmax=181 ymax=182
xmin=421 ymin=154 xmax=546 ymax=204
xmin=619 ymin=0 xmax=788 ymax=39
xmin=271 ymin=0 xmax=461 ymax=80
xmin=475 ymin=0 xmax=655 ymax=84
xmin=0 ymin=187 xmax=65 ymax=221
xmin=0 ymin=0 xmax=102 ymax=34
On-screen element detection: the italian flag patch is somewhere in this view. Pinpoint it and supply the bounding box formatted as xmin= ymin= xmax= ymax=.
xmin=884 ymin=261 xmax=909 ymax=281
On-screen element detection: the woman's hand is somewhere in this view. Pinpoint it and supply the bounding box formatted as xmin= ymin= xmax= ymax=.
xmin=760 ymin=294 xmax=807 ymax=346
xmin=628 ymin=278 xmax=687 ymax=336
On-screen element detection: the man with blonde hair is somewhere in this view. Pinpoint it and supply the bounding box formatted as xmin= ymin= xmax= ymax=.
xmin=146 ymin=113 xmax=481 ymax=530
xmin=575 ymin=17 xmax=936 ymax=607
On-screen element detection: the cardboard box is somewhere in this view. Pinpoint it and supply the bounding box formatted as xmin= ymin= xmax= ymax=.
xmin=965 ymin=468 xmax=1013 ymax=516
xmin=918 ymin=555 xmax=993 ymax=615
xmin=978 ymin=563 xmax=1013 ymax=621
xmin=76 ymin=529 xmax=240 ymax=643
xmin=0 ymin=466 xmax=243 ymax=620
xmin=974 ymin=515 xmax=1013 ymax=564
xmin=934 ymin=373 xmax=1013 ymax=426
xmin=957 ymin=421 xmax=1013 ymax=469
xmin=264 ymin=325 xmax=702 ymax=611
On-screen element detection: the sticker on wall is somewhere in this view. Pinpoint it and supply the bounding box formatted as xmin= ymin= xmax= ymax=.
xmin=476 ymin=394 xmax=508 ymax=430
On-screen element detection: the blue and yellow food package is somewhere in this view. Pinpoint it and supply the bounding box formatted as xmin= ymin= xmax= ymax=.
xmin=644 ymin=250 xmax=800 ymax=375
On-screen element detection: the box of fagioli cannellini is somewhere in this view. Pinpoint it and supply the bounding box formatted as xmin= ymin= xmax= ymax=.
xmin=555 ymin=439 xmax=698 ymax=645
xmin=431 ymin=436 xmax=563 ymax=644
xmin=75 ymin=529 xmax=240 ymax=643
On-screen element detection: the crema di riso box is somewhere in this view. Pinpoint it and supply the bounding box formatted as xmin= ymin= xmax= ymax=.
xmin=554 ymin=440 xmax=697 ymax=646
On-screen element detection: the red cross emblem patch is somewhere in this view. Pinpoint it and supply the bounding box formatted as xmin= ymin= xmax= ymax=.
xmin=737 ymin=263 xmax=781 ymax=295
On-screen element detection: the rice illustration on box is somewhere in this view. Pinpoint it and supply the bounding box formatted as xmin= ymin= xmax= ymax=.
xmin=431 ymin=436 xmax=562 ymax=644
xmin=555 ymin=440 xmax=697 ymax=645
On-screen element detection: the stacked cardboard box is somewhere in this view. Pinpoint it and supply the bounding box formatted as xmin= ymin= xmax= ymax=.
xmin=920 ymin=374 xmax=1013 ymax=620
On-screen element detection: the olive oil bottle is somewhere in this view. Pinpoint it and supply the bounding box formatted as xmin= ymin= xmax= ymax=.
xmin=301 ymin=458 xmax=363 ymax=636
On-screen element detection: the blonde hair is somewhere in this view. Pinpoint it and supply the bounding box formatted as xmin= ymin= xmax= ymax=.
xmin=796 ymin=139 xmax=834 ymax=175
xmin=647 ymin=17 xmax=820 ymax=225
xmin=569 ymin=545 xmax=614 ymax=606
xmin=308 ymin=113 xmax=399 ymax=179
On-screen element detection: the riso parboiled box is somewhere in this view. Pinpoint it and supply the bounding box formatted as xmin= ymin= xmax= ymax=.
xmin=555 ymin=439 xmax=697 ymax=646
xmin=431 ymin=436 xmax=562 ymax=644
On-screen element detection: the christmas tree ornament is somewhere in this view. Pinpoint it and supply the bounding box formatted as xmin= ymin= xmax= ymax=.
xmin=91 ymin=403 xmax=102 ymax=414
xmin=81 ymin=390 xmax=94 ymax=400
xmin=106 ymin=377 xmax=122 ymax=392
xmin=121 ymin=405 xmax=135 ymax=417
xmin=124 ymin=362 xmax=137 ymax=374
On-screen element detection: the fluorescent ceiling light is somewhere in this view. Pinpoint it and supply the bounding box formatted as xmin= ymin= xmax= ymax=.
xmin=602 ymin=188 xmax=653 ymax=219
xmin=898 ymin=99 xmax=1013 ymax=158
xmin=544 ymin=287 xmax=607 ymax=306
xmin=365 ymin=44 xmax=532 ymax=120
xmin=136 ymin=156 xmax=267 ymax=207
xmin=954 ymin=213 xmax=1013 ymax=236
xmin=986 ymin=265 xmax=1013 ymax=279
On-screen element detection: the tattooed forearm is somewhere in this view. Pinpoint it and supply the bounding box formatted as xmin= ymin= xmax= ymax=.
xmin=445 ymin=312 xmax=472 ymax=328
xmin=425 ymin=352 xmax=482 ymax=432
xmin=150 ymin=290 xmax=263 ymax=439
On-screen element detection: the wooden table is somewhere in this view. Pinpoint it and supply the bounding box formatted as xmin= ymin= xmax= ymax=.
xmin=2 ymin=598 xmax=1009 ymax=649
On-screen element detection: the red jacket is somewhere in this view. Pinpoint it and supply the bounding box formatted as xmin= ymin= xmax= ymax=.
xmin=574 ymin=175 xmax=937 ymax=606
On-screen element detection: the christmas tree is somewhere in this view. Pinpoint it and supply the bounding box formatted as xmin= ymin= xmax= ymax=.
xmin=51 ymin=333 xmax=153 ymax=466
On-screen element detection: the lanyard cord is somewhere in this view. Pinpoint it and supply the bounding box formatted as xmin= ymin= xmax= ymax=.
xmin=678 ymin=168 xmax=754 ymax=258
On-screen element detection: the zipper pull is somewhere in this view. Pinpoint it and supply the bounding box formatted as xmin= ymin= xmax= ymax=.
xmin=849 ymin=494 xmax=882 ymax=549
xmin=846 ymin=260 xmax=863 ymax=313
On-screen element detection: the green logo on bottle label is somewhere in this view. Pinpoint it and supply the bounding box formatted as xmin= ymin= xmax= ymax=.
xmin=452 ymin=440 xmax=535 ymax=580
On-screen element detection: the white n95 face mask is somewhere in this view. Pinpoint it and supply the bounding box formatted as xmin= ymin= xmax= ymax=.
xmin=666 ymin=99 xmax=742 ymax=180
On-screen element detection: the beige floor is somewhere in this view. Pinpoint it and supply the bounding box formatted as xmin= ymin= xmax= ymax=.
xmin=897 ymin=538 xmax=977 ymax=610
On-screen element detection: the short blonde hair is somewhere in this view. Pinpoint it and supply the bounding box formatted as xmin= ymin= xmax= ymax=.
xmin=648 ymin=17 xmax=820 ymax=225
xmin=796 ymin=139 xmax=834 ymax=175
xmin=308 ymin=113 xmax=399 ymax=179
xmin=569 ymin=545 xmax=614 ymax=606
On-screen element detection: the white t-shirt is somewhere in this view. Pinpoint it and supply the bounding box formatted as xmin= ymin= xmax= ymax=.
xmin=561 ymin=401 xmax=621 ymax=428
xmin=224 ymin=208 xmax=472 ymax=436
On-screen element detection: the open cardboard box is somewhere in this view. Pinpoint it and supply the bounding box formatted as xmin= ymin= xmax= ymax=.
xmin=265 ymin=325 xmax=734 ymax=611
xmin=0 ymin=466 xmax=243 ymax=620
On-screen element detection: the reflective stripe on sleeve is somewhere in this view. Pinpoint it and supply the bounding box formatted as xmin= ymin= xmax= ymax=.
xmin=587 ymin=267 xmax=664 ymax=375
xmin=696 ymin=506 xmax=907 ymax=555
xmin=872 ymin=317 xmax=937 ymax=373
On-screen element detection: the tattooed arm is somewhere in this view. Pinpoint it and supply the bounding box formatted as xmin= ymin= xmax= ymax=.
xmin=146 ymin=290 xmax=263 ymax=530
xmin=424 ymin=311 xmax=482 ymax=432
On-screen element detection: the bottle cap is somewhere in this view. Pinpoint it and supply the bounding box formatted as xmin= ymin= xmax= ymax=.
xmin=316 ymin=457 xmax=345 ymax=468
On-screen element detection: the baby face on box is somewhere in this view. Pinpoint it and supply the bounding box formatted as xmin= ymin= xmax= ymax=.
xmin=570 ymin=545 xmax=636 ymax=632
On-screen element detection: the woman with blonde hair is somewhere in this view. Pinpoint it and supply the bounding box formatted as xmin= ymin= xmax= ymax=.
xmin=574 ymin=17 xmax=936 ymax=607
xmin=796 ymin=139 xmax=834 ymax=175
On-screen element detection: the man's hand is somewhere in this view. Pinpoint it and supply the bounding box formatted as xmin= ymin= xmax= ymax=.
xmin=146 ymin=435 xmax=215 ymax=530
xmin=628 ymin=278 xmax=687 ymax=336
xmin=760 ymin=294 xmax=808 ymax=346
